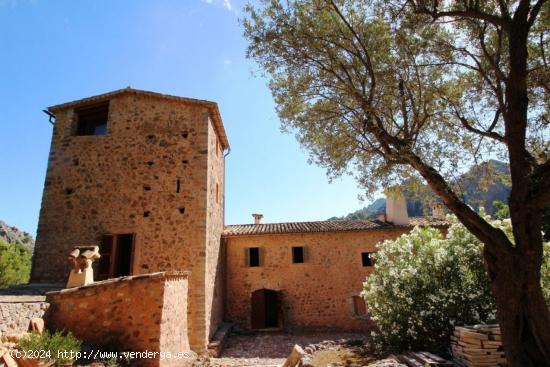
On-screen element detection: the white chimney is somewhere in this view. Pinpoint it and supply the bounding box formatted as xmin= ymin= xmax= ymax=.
xmin=431 ymin=202 xmax=446 ymax=219
xmin=385 ymin=186 xmax=409 ymax=225
xmin=252 ymin=213 xmax=264 ymax=225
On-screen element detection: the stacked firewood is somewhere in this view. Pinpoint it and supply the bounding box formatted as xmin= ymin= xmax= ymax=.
xmin=451 ymin=325 xmax=507 ymax=367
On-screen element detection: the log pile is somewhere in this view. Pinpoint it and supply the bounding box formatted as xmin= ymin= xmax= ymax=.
xmin=451 ymin=325 xmax=507 ymax=367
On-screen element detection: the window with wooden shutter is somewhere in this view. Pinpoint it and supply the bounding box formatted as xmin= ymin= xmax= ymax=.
xmin=96 ymin=233 xmax=134 ymax=280
xmin=97 ymin=235 xmax=114 ymax=280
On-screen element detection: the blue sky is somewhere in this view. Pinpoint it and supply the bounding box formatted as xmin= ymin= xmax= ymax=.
xmin=0 ymin=0 xmax=369 ymax=236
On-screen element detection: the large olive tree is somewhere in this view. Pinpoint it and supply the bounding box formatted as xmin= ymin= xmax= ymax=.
xmin=243 ymin=0 xmax=550 ymax=365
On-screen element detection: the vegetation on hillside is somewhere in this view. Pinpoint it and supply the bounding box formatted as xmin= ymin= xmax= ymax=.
xmin=0 ymin=219 xmax=34 ymax=249
xmin=0 ymin=239 xmax=32 ymax=288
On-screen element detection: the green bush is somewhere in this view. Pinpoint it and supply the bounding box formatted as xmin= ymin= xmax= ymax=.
xmin=362 ymin=216 xmax=550 ymax=355
xmin=0 ymin=240 xmax=31 ymax=288
xmin=18 ymin=330 xmax=82 ymax=366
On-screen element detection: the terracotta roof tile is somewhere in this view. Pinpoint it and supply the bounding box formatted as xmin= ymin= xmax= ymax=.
xmin=223 ymin=217 xmax=448 ymax=237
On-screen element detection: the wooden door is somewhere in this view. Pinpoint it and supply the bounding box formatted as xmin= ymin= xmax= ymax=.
xmin=251 ymin=289 xmax=266 ymax=329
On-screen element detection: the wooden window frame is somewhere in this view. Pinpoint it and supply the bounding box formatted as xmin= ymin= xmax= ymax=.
xmin=75 ymin=102 xmax=110 ymax=136
xmin=97 ymin=233 xmax=135 ymax=280
xmin=352 ymin=295 xmax=368 ymax=317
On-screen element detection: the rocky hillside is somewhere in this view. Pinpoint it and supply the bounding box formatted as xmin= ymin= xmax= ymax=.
xmin=331 ymin=160 xmax=511 ymax=220
xmin=0 ymin=220 xmax=34 ymax=249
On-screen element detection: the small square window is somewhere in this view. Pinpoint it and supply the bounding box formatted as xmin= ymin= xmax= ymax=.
xmin=247 ymin=247 xmax=260 ymax=267
xmin=292 ymin=246 xmax=304 ymax=263
xmin=75 ymin=102 xmax=109 ymax=136
xmin=362 ymin=252 xmax=373 ymax=267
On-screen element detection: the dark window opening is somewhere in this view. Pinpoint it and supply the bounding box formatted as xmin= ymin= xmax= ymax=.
xmin=362 ymin=252 xmax=373 ymax=267
xmin=143 ymin=211 xmax=150 ymax=218
xmin=76 ymin=102 xmax=109 ymax=136
xmin=292 ymin=246 xmax=304 ymax=263
xmin=178 ymin=207 xmax=185 ymax=214
xmin=182 ymin=160 xmax=189 ymax=165
xmin=146 ymin=161 xmax=154 ymax=166
xmin=176 ymin=178 xmax=181 ymax=193
xmin=143 ymin=185 xmax=151 ymax=191
xmin=96 ymin=234 xmax=134 ymax=280
xmin=65 ymin=188 xmax=75 ymax=195
xmin=248 ymin=247 xmax=260 ymax=267
xmin=181 ymin=131 xmax=189 ymax=139
xmin=114 ymin=234 xmax=133 ymax=277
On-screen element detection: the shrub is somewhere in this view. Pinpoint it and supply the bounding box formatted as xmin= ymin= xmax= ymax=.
xmin=18 ymin=330 xmax=82 ymax=366
xmin=362 ymin=216 xmax=550 ymax=356
xmin=0 ymin=239 xmax=31 ymax=288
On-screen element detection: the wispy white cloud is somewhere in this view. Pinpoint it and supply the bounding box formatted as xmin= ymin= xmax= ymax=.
xmin=201 ymin=0 xmax=236 ymax=14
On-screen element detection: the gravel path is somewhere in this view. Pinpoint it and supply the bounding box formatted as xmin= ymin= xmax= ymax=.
xmin=208 ymin=331 xmax=368 ymax=367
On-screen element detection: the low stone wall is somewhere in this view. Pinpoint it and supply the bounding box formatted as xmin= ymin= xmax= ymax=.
xmin=46 ymin=271 xmax=191 ymax=367
xmin=0 ymin=296 xmax=49 ymax=337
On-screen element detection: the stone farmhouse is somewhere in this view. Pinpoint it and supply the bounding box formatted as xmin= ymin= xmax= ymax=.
xmin=29 ymin=88 xmax=447 ymax=358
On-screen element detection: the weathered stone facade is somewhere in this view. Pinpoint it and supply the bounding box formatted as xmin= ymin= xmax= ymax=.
xmin=0 ymin=297 xmax=49 ymax=337
xmin=46 ymin=272 xmax=190 ymax=367
xmin=224 ymin=228 xmax=411 ymax=331
xmin=30 ymin=88 xmax=448 ymax=355
xmin=31 ymin=88 xmax=228 ymax=352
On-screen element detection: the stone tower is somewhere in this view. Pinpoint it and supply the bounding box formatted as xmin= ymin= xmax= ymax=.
xmin=31 ymin=88 xmax=229 ymax=351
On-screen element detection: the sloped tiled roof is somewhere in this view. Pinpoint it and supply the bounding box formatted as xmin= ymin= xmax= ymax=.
xmin=223 ymin=217 xmax=449 ymax=237
xmin=47 ymin=87 xmax=230 ymax=149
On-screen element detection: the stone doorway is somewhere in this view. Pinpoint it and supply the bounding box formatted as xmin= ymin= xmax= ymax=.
xmin=251 ymin=289 xmax=280 ymax=329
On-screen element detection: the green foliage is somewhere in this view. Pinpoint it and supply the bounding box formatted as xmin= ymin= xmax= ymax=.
xmin=363 ymin=217 xmax=550 ymax=355
xmin=18 ymin=330 xmax=81 ymax=366
xmin=492 ymin=200 xmax=510 ymax=220
xmin=0 ymin=239 xmax=31 ymax=288
xmin=491 ymin=200 xmax=550 ymax=242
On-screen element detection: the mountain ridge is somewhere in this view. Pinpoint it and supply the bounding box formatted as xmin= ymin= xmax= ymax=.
xmin=329 ymin=160 xmax=511 ymax=221
xmin=0 ymin=219 xmax=34 ymax=249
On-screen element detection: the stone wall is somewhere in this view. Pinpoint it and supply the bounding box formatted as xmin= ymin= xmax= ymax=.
xmin=224 ymin=229 xmax=411 ymax=331
xmin=46 ymin=272 xmax=190 ymax=367
xmin=0 ymin=296 xmax=49 ymax=337
xmin=204 ymin=116 xmax=225 ymax=344
xmin=32 ymin=90 xmax=228 ymax=352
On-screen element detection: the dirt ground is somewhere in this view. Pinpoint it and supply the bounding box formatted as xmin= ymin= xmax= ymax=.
xmin=208 ymin=331 xmax=373 ymax=367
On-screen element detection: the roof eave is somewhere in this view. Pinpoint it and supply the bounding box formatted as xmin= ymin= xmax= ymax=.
xmin=47 ymin=87 xmax=230 ymax=150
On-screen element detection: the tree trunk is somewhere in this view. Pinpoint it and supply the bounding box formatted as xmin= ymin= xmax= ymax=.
xmin=485 ymin=244 xmax=550 ymax=366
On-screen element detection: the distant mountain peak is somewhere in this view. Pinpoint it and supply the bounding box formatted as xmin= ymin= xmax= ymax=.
xmin=0 ymin=220 xmax=34 ymax=249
